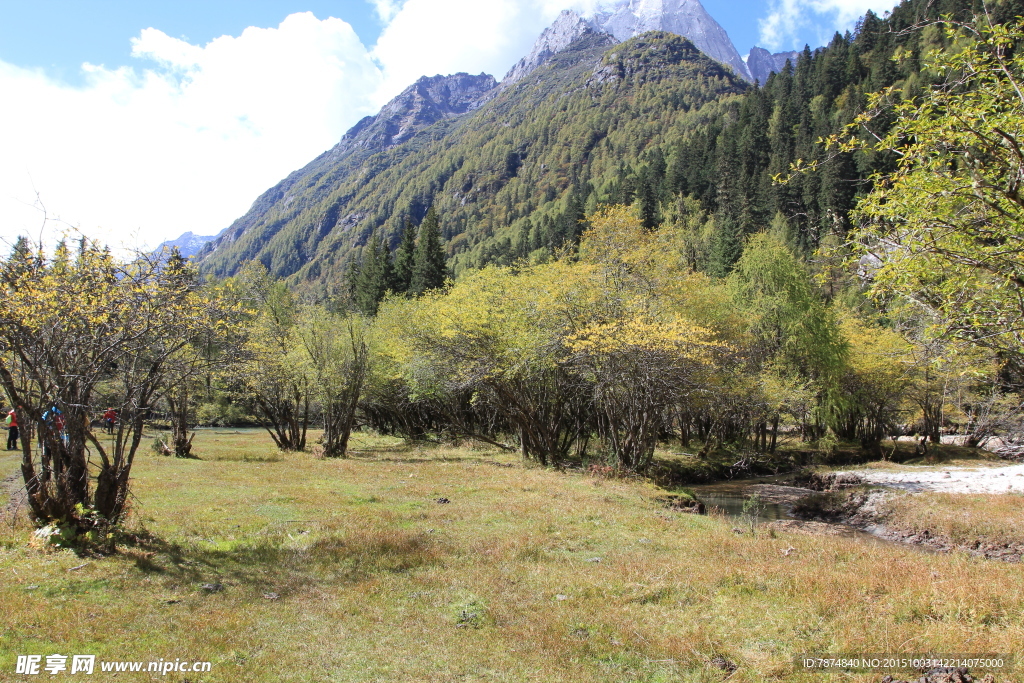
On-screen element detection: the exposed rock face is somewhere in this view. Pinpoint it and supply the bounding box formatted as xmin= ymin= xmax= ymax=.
xmin=588 ymin=32 xmax=728 ymax=87
xmin=503 ymin=10 xmax=615 ymax=85
xmin=503 ymin=0 xmax=751 ymax=86
xmin=152 ymin=231 xmax=215 ymax=258
xmin=199 ymin=72 xmax=497 ymax=256
xmin=589 ymin=0 xmax=751 ymax=80
xmin=339 ymin=72 xmax=498 ymax=152
xmin=198 ymin=3 xmax=752 ymax=270
xmin=746 ymin=46 xmax=800 ymax=84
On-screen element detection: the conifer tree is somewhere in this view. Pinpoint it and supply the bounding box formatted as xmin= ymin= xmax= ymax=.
xmin=516 ymin=219 xmax=533 ymax=258
xmin=410 ymin=207 xmax=448 ymax=295
xmin=354 ymin=239 xmax=381 ymax=317
xmin=709 ymin=214 xmax=744 ymax=278
xmin=381 ymin=237 xmax=396 ymax=293
xmin=354 ymin=233 xmax=395 ymax=316
xmin=343 ymin=259 xmax=360 ymax=307
xmin=394 ymin=217 xmax=417 ymax=294
xmin=637 ymin=166 xmax=660 ymax=230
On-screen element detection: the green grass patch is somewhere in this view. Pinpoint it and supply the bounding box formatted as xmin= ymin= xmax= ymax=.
xmin=0 ymin=430 xmax=1022 ymax=681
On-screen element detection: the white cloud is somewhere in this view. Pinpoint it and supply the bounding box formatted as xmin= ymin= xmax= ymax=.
xmin=0 ymin=12 xmax=382 ymax=251
xmin=131 ymin=28 xmax=204 ymax=68
xmin=370 ymin=0 xmax=568 ymax=101
xmin=759 ymin=0 xmax=895 ymax=50
xmin=0 ymin=1 xmax=604 ymax=252
xmin=370 ymin=0 xmax=405 ymax=22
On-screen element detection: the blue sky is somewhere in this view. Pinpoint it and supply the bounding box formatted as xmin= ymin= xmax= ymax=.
xmin=0 ymin=0 xmax=895 ymax=249
xmin=0 ymin=1 xmax=385 ymax=85
xmin=0 ymin=0 xmax=882 ymax=84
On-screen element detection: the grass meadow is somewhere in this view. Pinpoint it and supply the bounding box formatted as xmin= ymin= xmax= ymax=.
xmin=1 ymin=429 xmax=1023 ymax=682
xmin=882 ymin=491 xmax=1024 ymax=549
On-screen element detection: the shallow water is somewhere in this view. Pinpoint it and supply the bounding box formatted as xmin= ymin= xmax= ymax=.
xmin=688 ymin=478 xmax=930 ymax=550
xmin=688 ymin=479 xmax=796 ymax=522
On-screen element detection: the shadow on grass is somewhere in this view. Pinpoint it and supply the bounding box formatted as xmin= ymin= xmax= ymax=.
xmin=205 ymin=454 xmax=284 ymax=463
xmin=355 ymin=456 xmax=498 ymax=465
xmin=118 ymin=525 xmax=444 ymax=595
xmin=893 ymin=442 xmax=1003 ymax=466
xmin=647 ymin=439 xmax=1003 ymax=487
xmin=346 ymin=448 xmax=506 ymax=465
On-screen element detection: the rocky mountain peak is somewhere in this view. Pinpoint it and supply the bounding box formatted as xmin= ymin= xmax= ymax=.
xmin=746 ymin=46 xmax=800 ymax=84
xmin=588 ymin=0 xmax=751 ymax=81
xmin=504 ymin=0 xmax=752 ymax=85
xmin=197 ymin=0 xmax=759 ymax=274
xmin=197 ymin=72 xmax=499 ymax=258
xmin=503 ymin=10 xmax=615 ymax=85
xmin=152 ymin=231 xmax=215 ymax=259
xmin=341 ymin=72 xmax=498 ymax=152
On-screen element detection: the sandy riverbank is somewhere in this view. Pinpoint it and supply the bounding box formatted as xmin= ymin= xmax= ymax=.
xmin=786 ymin=465 xmax=1024 ymax=561
xmin=847 ymin=462 xmax=1024 ymax=493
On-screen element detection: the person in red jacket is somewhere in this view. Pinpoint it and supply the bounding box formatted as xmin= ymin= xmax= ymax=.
xmin=102 ymin=408 xmax=117 ymax=434
xmin=6 ymin=408 xmax=18 ymax=450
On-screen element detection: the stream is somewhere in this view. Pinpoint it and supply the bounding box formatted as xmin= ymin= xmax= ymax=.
xmin=686 ymin=477 xmax=920 ymax=549
xmin=688 ymin=479 xmax=796 ymax=522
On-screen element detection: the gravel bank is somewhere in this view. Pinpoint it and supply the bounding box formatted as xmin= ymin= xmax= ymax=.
xmin=850 ymin=463 xmax=1024 ymax=494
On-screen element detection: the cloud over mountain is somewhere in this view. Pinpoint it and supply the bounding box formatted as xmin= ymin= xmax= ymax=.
xmin=0 ymin=12 xmax=382 ymax=250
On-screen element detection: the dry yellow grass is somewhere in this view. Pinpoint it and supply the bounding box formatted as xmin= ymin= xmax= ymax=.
xmin=883 ymin=491 xmax=1024 ymax=547
xmin=1 ymin=429 xmax=1022 ymax=682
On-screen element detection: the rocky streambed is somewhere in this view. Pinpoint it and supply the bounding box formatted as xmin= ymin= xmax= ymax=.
xmin=790 ymin=482 xmax=1024 ymax=563
xmin=689 ymin=469 xmax=1024 ymax=562
xmin=688 ymin=479 xmax=873 ymax=538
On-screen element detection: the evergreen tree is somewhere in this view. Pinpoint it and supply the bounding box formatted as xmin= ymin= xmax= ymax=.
xmin=709 ymin=214 xmax=744 ymax=278
xmin=410 ymin=207 xmax=448 ymax=295
xmin=532 ymin=218 xmax=545 ymax=252
xmin=381 ymin=238 xmax=396 ymax=293
xmin=354 ymin=239 xmax=381 ymax=317
xmin=553 ymin=186 xmax=589 ymax=247
xmin=637 ymin=166 xmax=660 ymax=230
xmin=516 ymin=219 xmax=533 ymax=258
xmin=394 ymin=217 xmax=417 ymax=294
xmin=343 ymin=259 xmax=360 ymax=307
xmin=354 ymin=233 xmax=395 ymax=316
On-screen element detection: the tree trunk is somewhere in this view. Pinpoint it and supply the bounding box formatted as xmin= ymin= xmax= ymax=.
xmin=167 ymin=388 xmax=196 ymax=458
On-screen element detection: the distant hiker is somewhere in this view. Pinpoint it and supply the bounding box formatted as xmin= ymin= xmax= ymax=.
xmin=103 ymin=408 xmax=117 ymax=434
xmin=41 ymin=405 xmax=67 ymax=454
xmin=5 ymin=408 xmax=18 ymax=450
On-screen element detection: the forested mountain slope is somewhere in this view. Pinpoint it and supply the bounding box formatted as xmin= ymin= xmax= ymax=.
xmin=198 ymin=0 xmax=1024 ymax=295
xmin=601 ymin=0 xmax=1024 ymax=274
xmin=197 ymin=69 xmax=499 ymax=278
xmin=198 ymin=31 xmax=746 ymax=290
